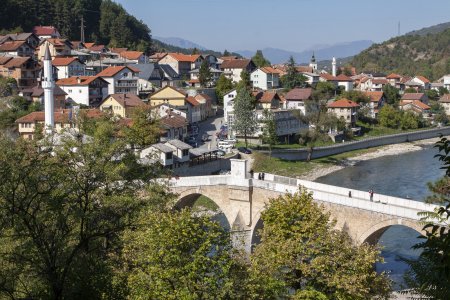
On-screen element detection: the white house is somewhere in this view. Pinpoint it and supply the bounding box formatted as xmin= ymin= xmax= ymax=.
xmin=442 ymin=74 xmax=450 ymax=90
xmin=251 ymin=67 xmax=281 ymax=90
xmin=97 ymin=65 xmax=140 ymax=95
xmin=165 ymin=139 xmax=192 ymax=164
xmin=335 ymin=74 xmax=354 ymax=91
xmin=284 ymin=88 xmax=313 ymax=114
xmin=301 ymin=72 xmax=320 ymax=85
xmin=223 ymin=89 xmax=237 ymax=126
xmin=158 ymin=53 xmax=203 ymax=77
xmin=56 ymin=76 xmax=109 ymax=106
xmin=52 ymin=57 xmax=85 ymax=79
xmin=220 ymin=59 xmax=256 ymax=83
xmin=119 ymin=51 xmax=147 ymax=64
xmin=140 ymin=143 xmax=174 ymax=167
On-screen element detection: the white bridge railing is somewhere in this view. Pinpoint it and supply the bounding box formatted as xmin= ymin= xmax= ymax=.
xmin=169 ymin=173 xmax=439 ymax=222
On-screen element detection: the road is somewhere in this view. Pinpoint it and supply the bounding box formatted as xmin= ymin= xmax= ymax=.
xmin=196 ymin=109 xmax=224 ymax=149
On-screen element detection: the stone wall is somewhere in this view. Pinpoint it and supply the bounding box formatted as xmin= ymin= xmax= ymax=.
xmin=172 ymin=153 xmax=238 ymax=176
xmin=264 ymin=127 xmax=450 ymax=160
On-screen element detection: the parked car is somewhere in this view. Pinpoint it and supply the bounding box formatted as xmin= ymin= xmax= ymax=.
xmin=237 ymin=147 xmax=252 ymax=154
xmin=216 ymin=149 xmax=226 ymax=157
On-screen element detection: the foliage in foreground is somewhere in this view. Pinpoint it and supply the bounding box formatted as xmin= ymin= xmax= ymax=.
xmin=249 ymin=189 xmax=392 ymax=299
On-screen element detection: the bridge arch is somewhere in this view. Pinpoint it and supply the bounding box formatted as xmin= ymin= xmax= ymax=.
xmin=174 ymin=187 xmax=233 ymax=231
xmin=358 ymin=218 xmax=425 ymax=245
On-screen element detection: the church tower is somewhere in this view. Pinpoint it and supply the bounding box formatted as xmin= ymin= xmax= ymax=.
xmin=309 ymin=52 xmax=317 ymax=72
xmin=332 ymin=57 xmax=337 ymax=77
xmin=42 ymin=43 xmax=54 ymax=134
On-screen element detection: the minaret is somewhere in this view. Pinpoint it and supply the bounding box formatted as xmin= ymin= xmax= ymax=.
xmin=309 ymin=52 xmax=317 ymax=71
xmin=332 ymin=57 xmax=337 ymax=77
xmin=42 ymin=43 xmax=54 ymax=134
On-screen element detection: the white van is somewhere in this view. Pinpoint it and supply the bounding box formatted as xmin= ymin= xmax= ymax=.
xmin=218 ymin=141 xmax=233 ymax=151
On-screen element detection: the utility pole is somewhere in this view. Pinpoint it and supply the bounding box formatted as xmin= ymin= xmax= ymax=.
xmin=80 ymin=16 xmax=85 ymax=44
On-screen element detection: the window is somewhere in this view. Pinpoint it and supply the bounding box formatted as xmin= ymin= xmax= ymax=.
xmin=182 ymin=149 xmax=189 ymax=156
xmin=79 ymin=89 xmax=82 ymax=93
xmin=68 ymin=89 xmax=72 ymax=93
xmin=166 ymin=152 xmax=173 ymax=160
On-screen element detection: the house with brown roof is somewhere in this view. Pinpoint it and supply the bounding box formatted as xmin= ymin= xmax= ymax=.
xmin=37 ymin=39 xmax=73 ymax=60
xmin=21 ymin=85 xmax=67 ymax=110
xmin=404 ymin=76 xmax=431 ymax=91
xmin=335 ymin=74 xmax=354 ymax=91
xmin=386 ymin=73 xmax=402 ymax=87
xmin=0 ymin=56 xmax=40 ymax=88
xmin=194 ymin=93 xmax=214 ymax=119
xmin=99 ymin=94 xmax=146 ymax=118
xmin=363 ymin=91 xmax=385 ymax=118
xmin=253 ymin=91 xmax=281 ymax=110
xmin=0 ymin=40 xmax=35 ymax=57
xmin=97 ymin=65 xmax=139 ymax=95
xmin=53 ymin=57 xmax=86 ymax=79
xmin=401 ymin=93 xmax=429 ymax=104
xmin=220 ymin=59 xmax=256 ymax=83
xmin=158 ymin=53 xmax=203 ymax=77
xmin=33 ymin=26 xmax=61 ymax=39
xmin=119 ymin=51 xmax=146 ymax=64
xmin=149 ymin=86 xmax=200 ymax=123
xmin=251 ymin=67 xmax=282 ymax=90
xmin=439 ymin=94 xmax=450 ymax=115
xmin=160 ymin=113 xmax=189 ymax=142
xmin=327 ymin=99 xmax=360 ymax=127
xmin=15 ymin=109 xmax=102 ymax=140
xmin=284 ymin=88 xmax=313 ymax=113
xmin=399 ymin=100 xmax=431 ymax=115
xmin=56 ymin=76 xmax=109 ymax=106
xmin=0 ymin=32 xmax=40 ymax=49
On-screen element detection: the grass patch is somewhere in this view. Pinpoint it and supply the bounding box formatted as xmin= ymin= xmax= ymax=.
xmin=192 ymin=195 xmax=220 ymax=211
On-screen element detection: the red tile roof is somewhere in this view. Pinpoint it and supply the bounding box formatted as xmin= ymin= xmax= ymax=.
xmin=56 ymin=76 xmax=103 ymax=86
xmin=16 ymin=109 xmax=102 ymax=123
xmin=327 ymin=99 xmax=359 ymax=108
xmin=220 ymin=56 xmax=239 ymax=61
xmin=106 ymin=94 xmax=146 ymax=108
xmin=372 ymin=79 xmax=388 ymax=85
xmin=320 ymin=73 xmax=337 ymax=81
xmin=96 ymin=65 xmax=139 ymax=77
xmin=221 ymin=59 xmax=252 ymax=69
xmin=335 ymin=74 xmax=353 ymax=82
xmin=88 ymin=44 xmax=106 ymax=52
xmin=160 ymin=113 xmax=188 ymax=128
xmin=33 ymin=26 xmax=59 ymax=36
xmin=186 ymin=96 xmax=200 ymax=106
xmin=399 ymin=100 xmax=430 ymax=110
xmin=120 ymin=51 xmax=144 ymax=60
xmin=110 ymin=47 xmax=128 ymax=54
xmin=167 ymin=53 xmax=201 ymax=63
xmin=401 ymin=93 xmax=427 ymax=101
xmin=52 ymin=57 xmax=79 ymax=66
xmin=195 ymin=93 xmax=212 ymax=102
xmin=259 ymin=66 xmax=283 ymax=74
xmin=2 ymin=57 xmax=31 ymax=68
xmin=84 ymin=42 xmax=95 ymax=48
xmin=285 ymin=88 xmax=312 ymax=101
xmin=253 ymin=91 xmax=280 ymax=104
xmin=439 ymin=94 xmax=450 ymax=103
xmin=363 ymin=91 xmax=384 ymax=102
xmin=386 ymin=73 xmax=401 ymax=79
xmin=296 ymin=66 xmax=314 ymax=73
xmin=149 ymin=52 xmax=167 ymax=60
xmin=415 ymin=75 xmax=430 ymax=83
xmin=0 ymin=41 xmax=27 ymax=51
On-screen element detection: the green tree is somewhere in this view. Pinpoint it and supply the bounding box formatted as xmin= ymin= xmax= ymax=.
xmin=0 ymin=120 xmax=161 ymax=299
xmin=233 ymin=85 xmax=257 ymax=147
xmin=260 ymin=109 xmax=278 ymax=157
xmin=312 ymin=81 xmax=338 ymax=100
xmin=215 ymin=74 xmax=234 ymax=106
xmin=252 ymin=50 xmax=270 ymax=68
xmin=400 ymin=111 xmax=419 ymax=129
xmin=382 ymin=84 xmax=401 ymax=105
xmin=237 ymin=70 xmax=251 ymax=89
xmin=405 ymin=87 xmax=418 ymax=93
xmin=198 ymin=59 xmax=212 ymax=87
xmin=250 ymin=189 xmax=391 ymax=299
xmin=439 ymin=86 xmax=449 ymax=96
xmin=223 ymin=49 xmax=231 ymax=56
xmin=280 ymin=56 xmax=307 ymax=90
xmin=403 ymin=137 xmax=450 ymax=299
xmin=337 ymin=90 xmax=370 ymax=104
xmin=425 ymin=89 xmax=439 ymax=100
xmin=122 ymin=105 xmax=160 ymax=149
xmin=378 ymin=105 xmax=401 ymax=128
xmin=191 ymin=47 xmax=199 ymax=55
xmin=122 ymin=208 xmax=242 ymax=299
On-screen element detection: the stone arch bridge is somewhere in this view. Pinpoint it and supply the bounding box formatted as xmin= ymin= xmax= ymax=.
xmin=169 ymin=160 xmax=439 ymax=252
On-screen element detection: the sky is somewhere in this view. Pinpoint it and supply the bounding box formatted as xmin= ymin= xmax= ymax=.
xmin=115 ymin=0 xmax=450 ymax=53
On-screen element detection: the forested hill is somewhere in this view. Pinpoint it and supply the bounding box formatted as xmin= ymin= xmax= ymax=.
xmin=0 ymin=0 xmax=152 ymax=52
xmin=406 ymin=21 xmax=450 ymax=36
xmin=350 ymin=28 xmax=450 ymax=80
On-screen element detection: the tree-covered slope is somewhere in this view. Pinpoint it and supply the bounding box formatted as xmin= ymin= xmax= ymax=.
xmin=350 ymin=28 xmax=450 ymax=80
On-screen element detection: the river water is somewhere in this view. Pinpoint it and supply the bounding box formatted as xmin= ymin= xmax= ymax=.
xmin=315 ymin=145 xmax=445 ymax=289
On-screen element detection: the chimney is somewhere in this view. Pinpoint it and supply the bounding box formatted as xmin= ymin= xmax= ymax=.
xmin=77 ymin=77 xmax=81 ymax=84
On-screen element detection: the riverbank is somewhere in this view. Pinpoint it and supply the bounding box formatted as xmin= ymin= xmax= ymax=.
xmin=300 ymin=137 xmax=442 ymax=181
xmin=252 ymin=137 xmax=444 ymax=181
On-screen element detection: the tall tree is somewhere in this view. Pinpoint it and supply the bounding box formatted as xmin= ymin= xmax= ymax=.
xmin=233 ymin=85 xmax=257 ymax=147
xmin=198 ymin=59 xmax=212 ymax=87
xmin=403 ymin=137 xmax=450 ymax=299
xmin=281 ymin=56 xmax=307 ymax=89
xmin=0 ymin=119 xmax=162 ymax=299
xmin=252 ymin=50 xmax=271 ymax=68
xmin=122 ymin=105 xmax=160 ymax=149
xmin=260 ymin=109 xmax=278 ymax=157
xmin=250 ymin=189 xmax=391 ymax=299
xmin=215 ymin=74 xmax=234 ymax=106
xmin=223 ymin=49 xmax=231 ymax=56
xmin=237 ymin=70 xmax=251 ymax=89
xmin=382 ymin=84 xmax=400 ymax=105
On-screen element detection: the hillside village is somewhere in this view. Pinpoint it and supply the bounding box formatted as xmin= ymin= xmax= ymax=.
xmin=0 ymin=25 xmax=450 ymax=169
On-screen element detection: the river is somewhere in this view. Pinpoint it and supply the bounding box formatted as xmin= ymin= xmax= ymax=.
xmin=315 ymin=144 xmax=445 ymax=289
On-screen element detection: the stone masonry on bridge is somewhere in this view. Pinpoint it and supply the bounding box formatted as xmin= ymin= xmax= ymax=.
xmin=170 ymin=159 xmax=437 ymax=252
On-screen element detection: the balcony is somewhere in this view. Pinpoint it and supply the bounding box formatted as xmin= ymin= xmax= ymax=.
xmin=116 ymin=81 xmax=137 ymax=87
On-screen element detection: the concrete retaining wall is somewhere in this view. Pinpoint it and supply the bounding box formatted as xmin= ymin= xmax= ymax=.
xmin=264 ymin=127 xmax=450 ymax=161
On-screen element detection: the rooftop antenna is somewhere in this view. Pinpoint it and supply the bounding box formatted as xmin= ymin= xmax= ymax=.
xmin=80 ymin=16 xmax=85 ymax=44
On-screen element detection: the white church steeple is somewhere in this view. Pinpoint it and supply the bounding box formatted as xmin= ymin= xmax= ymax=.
xmin=42 ymin=43 xmax=54 ymax=134
xmin=309 ymin=52 xmax=317 ymax=72
xmin=332 ymin=57 xmax=337 ymax=77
